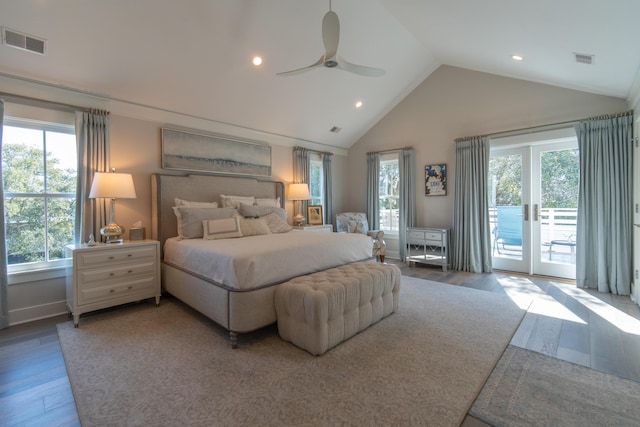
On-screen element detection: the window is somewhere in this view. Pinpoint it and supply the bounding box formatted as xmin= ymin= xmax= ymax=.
xmin=309 ymin=155 xmax=324 ymax=207
xmin=2 ymin=117 xmax=77 ymax=273
xmin=379 ymin=154 xmax=399 ymax=233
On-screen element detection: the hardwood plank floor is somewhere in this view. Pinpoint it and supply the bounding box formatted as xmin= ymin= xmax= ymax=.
xmin=2 ymin=261 xmax=639 ymax=426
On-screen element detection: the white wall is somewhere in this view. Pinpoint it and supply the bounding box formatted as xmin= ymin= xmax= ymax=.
xmin=347 ymin=65 xmax=630 ymax=232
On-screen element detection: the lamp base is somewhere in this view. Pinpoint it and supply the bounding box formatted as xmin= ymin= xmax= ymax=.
xmin=293 ymin=214 xmax=306 ymax=227
xmin=101 ymin=222 xmax=125 ymax=244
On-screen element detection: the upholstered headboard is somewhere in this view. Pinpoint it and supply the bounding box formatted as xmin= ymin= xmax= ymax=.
xmin=151 ymin=173 xmax=285 ymax=256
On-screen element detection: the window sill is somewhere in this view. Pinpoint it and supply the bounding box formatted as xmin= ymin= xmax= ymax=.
xmin=8 ymin=265 xmax=68 ymax=285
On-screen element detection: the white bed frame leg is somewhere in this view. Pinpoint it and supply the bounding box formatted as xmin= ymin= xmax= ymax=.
xmin=229 ymin=331 xmax=238 ymax=349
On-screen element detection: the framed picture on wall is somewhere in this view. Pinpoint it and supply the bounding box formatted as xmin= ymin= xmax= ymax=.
xmin=307 ymin=205 xmax=323 ymax=225
xmin=425 ymin=164 xmax=447 ymax=196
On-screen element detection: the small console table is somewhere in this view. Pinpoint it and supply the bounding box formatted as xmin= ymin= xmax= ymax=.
xmin=406 ymin=227 xmax=449 ymax=271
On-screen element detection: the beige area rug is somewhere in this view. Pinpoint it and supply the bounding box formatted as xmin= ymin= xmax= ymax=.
xmin=57 ymin=276 xmax=525 ymax=427
xmin=470 ymin=345 xmax=640 ymax=426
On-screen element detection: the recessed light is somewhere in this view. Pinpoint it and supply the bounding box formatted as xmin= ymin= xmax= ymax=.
xmin=511 ymin=55 xmax=524 ymax=61
xmin=355 ymin=101 xmax=363 ymax=108
xmin=252 ymin=56 xmax=263 ymax=66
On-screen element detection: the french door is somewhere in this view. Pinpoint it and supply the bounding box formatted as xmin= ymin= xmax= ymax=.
xmin=490 ymin=132 xmax=578 ymax=279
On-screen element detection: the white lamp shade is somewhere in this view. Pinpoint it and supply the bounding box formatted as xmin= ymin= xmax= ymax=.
xmin=288 ymin=183 xmax=310 ymax=200
xmin=89 ymin=172 xmax=137 ymax=199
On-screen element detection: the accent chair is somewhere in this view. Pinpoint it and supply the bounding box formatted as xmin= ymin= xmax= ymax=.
xmin=335 ymin=212 xmax=386 ymax=262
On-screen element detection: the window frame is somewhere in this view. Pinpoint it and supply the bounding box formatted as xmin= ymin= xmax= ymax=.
xmin=2 ymin=116 xmax=76 ymax=276
xmin=378 ymin=154 xmax=400 ymax=235
xmin=309 ymin=154 xmax=324 ymax=207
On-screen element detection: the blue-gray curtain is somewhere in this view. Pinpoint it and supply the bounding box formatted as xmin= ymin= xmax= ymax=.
xmin=293 ymin=147 xmax=310 ymax=221
xmin=0 ymin=99 xmax=8 ymax=328
xmin=75 ymin=110 xmax=110 ymax=244
xmin=452 ymin=136 xmax=492 ymax=273
xmin=322 ymin=152 xmax=332 ymax=225
xmin=575 ymin=112 xmax=633 ymax=294
xmin=366 ymin=152 xmax=380 ymax=228
xmin=398 ymin=148 xmax=415 ymax=260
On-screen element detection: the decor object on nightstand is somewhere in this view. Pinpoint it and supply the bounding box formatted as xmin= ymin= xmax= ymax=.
xmin=288 ymin=183 xmax=310 ymax=226
xmin=335 ymin=212 xmax=386 ymax=262
xmin=89 ymin=170 xmax=137 ymax=243
xmin=66 ymin=240 xmax=161 ymax=327
xmin=307 ymin=205 xmax=323 ymax=225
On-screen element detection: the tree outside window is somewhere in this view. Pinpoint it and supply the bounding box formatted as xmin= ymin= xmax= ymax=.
xmin=379 ymin=158 xmax=399 ymax=232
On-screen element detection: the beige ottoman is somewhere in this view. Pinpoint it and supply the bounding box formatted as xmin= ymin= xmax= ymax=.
xmin=275 ymin=261 xmax=401 ymax=355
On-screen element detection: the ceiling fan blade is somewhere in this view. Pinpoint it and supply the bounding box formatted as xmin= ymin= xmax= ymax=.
xmin=322 ymin=11 xmax=340 ymax=60
xmin=337 ymin=56 xmax=385 ymax=77
xmin=277 ymin=55 xmax=325 ymax=76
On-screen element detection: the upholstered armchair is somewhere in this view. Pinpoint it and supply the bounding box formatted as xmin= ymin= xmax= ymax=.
xmin=335 ymin=212 xmax=386 ymax=262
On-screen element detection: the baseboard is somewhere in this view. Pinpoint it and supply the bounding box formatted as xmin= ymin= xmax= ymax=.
xmin=9 ymin=300 xmax=69 ymax=326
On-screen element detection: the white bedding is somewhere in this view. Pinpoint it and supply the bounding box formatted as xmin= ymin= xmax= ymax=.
xmin=163 ymin=230 xmax=374 ymax=290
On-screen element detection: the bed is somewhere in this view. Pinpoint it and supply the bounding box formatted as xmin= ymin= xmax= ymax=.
xmin=151 ymin=173 xmax=374 ymax=347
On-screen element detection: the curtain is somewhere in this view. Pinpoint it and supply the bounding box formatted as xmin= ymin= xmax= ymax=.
xmin=366 ymin=152 xmax=380 ymax=228
xmin=75 ymin=110 xmax=110 ymax=244
xmin=0 ymin=99 xmax=8 ymax=328
xmin=452 ymin=136 xmax=492 ymax=273
xmin=398 ymin=148 xmax=415 ymax=260
xmin=292 ymin=147 xmax=310 ymax=221
xmin=575 ymin=113 xmax=633 ymax=294
xmin=322 ymin=152 xmax=332 ymax=225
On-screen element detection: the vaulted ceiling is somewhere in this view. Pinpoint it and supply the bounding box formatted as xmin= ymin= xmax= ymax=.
xmin=1 ymin=0 xmax=639 ymax=149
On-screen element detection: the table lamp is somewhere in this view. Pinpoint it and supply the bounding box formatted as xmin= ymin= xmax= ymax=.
xmin=89 ymin=171 xmax=137 ymax=243
xmin=288 ymin=183 xmax=310 ymax=226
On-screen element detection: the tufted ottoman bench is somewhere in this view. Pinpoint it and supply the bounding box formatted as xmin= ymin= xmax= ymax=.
xmin=275 ymin=261 xmax=401 ymax=355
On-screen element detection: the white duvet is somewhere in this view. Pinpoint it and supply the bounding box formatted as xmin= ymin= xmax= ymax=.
xmin=163 ymin=230 xmax=374 ymax=290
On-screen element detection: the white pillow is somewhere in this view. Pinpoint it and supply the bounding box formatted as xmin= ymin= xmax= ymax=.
xmin=174 ymin=198 xmax=218 ymax=208
xmin=263 ymin=212 xmax=292 ymax=233
xmin=172 ymin=206 xmax=237 ymax=239
xmin=220 ymin=194 xmax=255 ymax=209
xmin=238 ymin=217 xmax=272 ymax=237
xmin=202 ymin=217 xmax=243 ymax=240
xmin=255 ymin=197 xmax=280 ymax=207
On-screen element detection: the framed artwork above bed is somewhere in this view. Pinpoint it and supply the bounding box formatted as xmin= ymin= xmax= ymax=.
xmin=161 ymin=128 xmax=272 ymax=177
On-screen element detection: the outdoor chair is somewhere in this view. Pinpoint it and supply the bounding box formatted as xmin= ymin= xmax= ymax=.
xmin=493 ymin=206 xmax=523 ymax=254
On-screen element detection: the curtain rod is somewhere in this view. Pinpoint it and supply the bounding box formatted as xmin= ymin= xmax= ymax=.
xmin=368 ymin=146 xmax=413 ymax=155
xmin=293 ymin=146 xmax=333 ymax=156
xmin=0 ymin=92 xmax=92 ymax=113
xmin=475 ymin=110 xmax=634 ymax=140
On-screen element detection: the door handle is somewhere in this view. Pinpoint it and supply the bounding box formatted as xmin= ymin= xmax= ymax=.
xmin=534 ymin=204 xmax=539 ymax=221
xmin=524 ymin=204 xmax=529 ymax=221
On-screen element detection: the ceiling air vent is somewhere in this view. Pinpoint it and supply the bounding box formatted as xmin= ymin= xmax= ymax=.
xmin=2 ymin=27 xmax=46 ymax=55
xmin=574 ymin=53 xmax=594 ymax=65
xmin=330 ymin=126 xmax=342 ymax=133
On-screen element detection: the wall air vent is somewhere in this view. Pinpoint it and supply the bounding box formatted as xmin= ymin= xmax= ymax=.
xmin=330 ymin=126 xmax=342 ymax=133
xmin=573 ymin=52 xmax=594 ymax=65
xmin=2 ymin=27 xmax=46 ymax=55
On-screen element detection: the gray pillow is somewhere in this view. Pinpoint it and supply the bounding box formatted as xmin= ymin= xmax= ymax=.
xmin=238 ymin=203 xmax=287 ymax=220
xmin=173 ymin=206 xmax=237 ymax=239
xmin=238 ymin=217 xmax=272 ymax=236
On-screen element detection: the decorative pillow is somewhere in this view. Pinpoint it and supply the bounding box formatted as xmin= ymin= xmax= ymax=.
xmin=255 ymin=197 xmax=281 ymax=207
xmin=172 ymin=206 xmax=237 ymax=239
xmin=220 ymin=194 xmax=255 ymax=209
xmin=238 ymin=203 xmax=287 ymax=220
xmin=202 ymin=217 xmax=242 ymax=240
xmin=238 ymin=217 xmax=271 ymax=237
xmin=174 ymin=198 xmax=218 ymax=208
xmin=263 ymin=212 xmax=293 ymax=234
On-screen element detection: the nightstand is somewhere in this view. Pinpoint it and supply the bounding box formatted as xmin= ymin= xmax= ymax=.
xmin=294 ymin=224 xmax=333 ymax=233
xmin=65 ymin=240 xmax=161 ymax=327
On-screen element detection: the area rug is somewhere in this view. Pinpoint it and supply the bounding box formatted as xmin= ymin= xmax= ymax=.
xmin=470 ymin=345 xmax=640 ymax=426
xmin=57 ymin=276 xmax=525 ymax=427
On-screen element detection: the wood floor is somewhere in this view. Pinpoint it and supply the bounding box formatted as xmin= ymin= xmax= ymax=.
xmin=1 ymin=261 xmax=639 ymax=427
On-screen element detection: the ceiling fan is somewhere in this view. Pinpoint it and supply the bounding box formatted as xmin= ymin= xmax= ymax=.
xmin=277 ymin=1 xmax=385 ymax=77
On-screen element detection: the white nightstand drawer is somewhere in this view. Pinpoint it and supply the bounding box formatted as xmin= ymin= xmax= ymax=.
xmin=75 ymin=245 xmax=156 ymax=269
xmin=78 ymin=276 xmax=157 ymax=305
xmin=77 ymin=261 xmax=157 ymax=286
